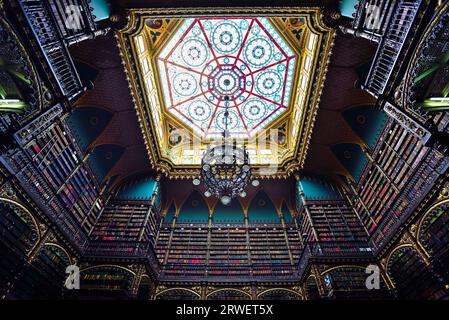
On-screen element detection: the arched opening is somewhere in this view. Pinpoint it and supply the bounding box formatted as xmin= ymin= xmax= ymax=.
xmin=155 ymin=288 xmax=200 ymax=300
xmin=387 ymin=246 xmax=443 ymax=299
xmin=7 ymin=243 xmax=71 ymax=299
xmin=207 ymin=288 xmax=251 ymax=300
xmin=419 ymin=200 xmax=449 ymax=281
xmin=258 ymin=288 xmax=302 ymax=300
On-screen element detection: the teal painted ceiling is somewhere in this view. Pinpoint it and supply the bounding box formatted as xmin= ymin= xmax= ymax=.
xmin=282 ymin=202 xmax=294 ymax=224
xmin=74 ymin=61 xmax=99 ymax=86
xmin=213 ymin=200 xmax=244 ymax=224
xmin=343 ymin=106 xmax=388 ymax=149
xmin=177 ymin=191 xmax=209 ymax=223
xmin=66 ymin=107 xmax=112 ymax=151
xmin=164 ymin=203 xmax=176 ymax=223
xmin=116 ymin=176 xmax=158 ymax=201
xmin=297 ymin=176 xmax=342 ymax=201
xmin=331 ymin=143 xmax=368 ymax=182
xmin=87 ymin=144 xmax=124 ymax=182
xmin=247 ymin=191 xmax=279 ymax=224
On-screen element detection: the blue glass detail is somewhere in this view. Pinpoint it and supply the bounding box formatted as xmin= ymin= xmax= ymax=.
xmin=157 ymin=17 xmax=296 ymax=139
xmin=90 ymin=0 xmax=111 ymax=21
xmin=339 ymin=0 xmax=360 ymax=18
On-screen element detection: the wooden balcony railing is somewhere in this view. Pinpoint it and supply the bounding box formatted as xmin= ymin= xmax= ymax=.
xmin=350 ymin=0 xmax=422 ymax=97
xmin=18 ymin=0 xmax=100 ymax=100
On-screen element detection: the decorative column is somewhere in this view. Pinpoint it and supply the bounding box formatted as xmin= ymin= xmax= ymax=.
xmin=311 ymin=265 xmax=327 ymax=298
xmin=130 ymin=264 xmax=145 ymax=298
xmin=139 ymin=175 xmax=161 ymax=242
xmin=295 ymin=175 xmax=319 ymax=241
xmin=205 ymin=208 xmax=212 ymax=276
xmin=244 ymin=209 xmax=253 ymax=277
xmin=280 ymin=210 xmax=295 ymax=266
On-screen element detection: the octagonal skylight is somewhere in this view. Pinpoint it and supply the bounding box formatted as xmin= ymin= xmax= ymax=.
xmin=157 ymin=18 xmax=296 ymax=139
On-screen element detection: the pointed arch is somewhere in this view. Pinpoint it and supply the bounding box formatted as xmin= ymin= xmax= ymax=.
xmin=164 ymin=201 xmax=176 ymax=223
xmin=177 ymin=190 xmax=209 ymax=223
xmin=213 ymin=199 xmax=244 ymax=224
xmin=342 ymin=105 xmax=388 ymax=149
xmin=247 ymin=190 xmax=279 ymax=224
xmin=66 ymin=106 xmax=113 ymax=152
xmin=330 ymin=143 xmax=368 ymax=182
xmin=281 ymin=201 xmax=294 ymax=224
xmin=87 ymin=144 xmax=125 ymax=182
xmin=115 ymin=174 xmax=158 ymax=201
xmin=297 ymin=175 xmax=342 ymax=201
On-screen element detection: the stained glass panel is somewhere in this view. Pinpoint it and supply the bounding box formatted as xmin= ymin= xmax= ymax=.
xmin=157 ymin=18 xmax=297 ymax=139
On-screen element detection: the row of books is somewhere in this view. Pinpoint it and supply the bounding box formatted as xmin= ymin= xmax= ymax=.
xmin=21 ymin=119 xmax=103 ymax=235
xmin=299 ymin=200 xmax=368 ymax=242
xmin=361 ymin=119 xmax=448 ymax=246
xmin=354 ymin=121 xmax=426 ymax=234
xmin=155 ymin=224 xmax=299 ymax=276
xmin=91 ymin=200 xmax=159 ymax=243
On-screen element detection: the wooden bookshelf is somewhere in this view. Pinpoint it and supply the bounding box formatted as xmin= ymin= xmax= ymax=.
xmin=23 ymin=120 xmax=103 ymax=234
xmin=298 ymin=199 xmax=367 ymax=243
xmin=351 ymin=118 xmax=449 ymax=248
xmin=91 ymin=198 xmax=161 ymax=247
xmin=156 ymin=220 xmax=298 ymax=279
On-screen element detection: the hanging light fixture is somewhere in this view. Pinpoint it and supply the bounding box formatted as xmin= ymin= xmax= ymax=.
xmin=192 ymin=95 xmax=259 ymax=205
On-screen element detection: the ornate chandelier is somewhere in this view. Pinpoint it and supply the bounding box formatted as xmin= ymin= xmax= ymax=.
xmin=192 ymin=100 xmax=259 ymax=205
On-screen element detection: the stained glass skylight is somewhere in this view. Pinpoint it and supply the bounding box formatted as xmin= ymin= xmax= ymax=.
xmin=157 ymin=18 xmax=296 ymax=139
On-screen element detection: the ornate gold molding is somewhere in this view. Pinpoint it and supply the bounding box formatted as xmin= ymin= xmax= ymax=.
xmin=116 ymin=7 xmax=335 ymax=178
